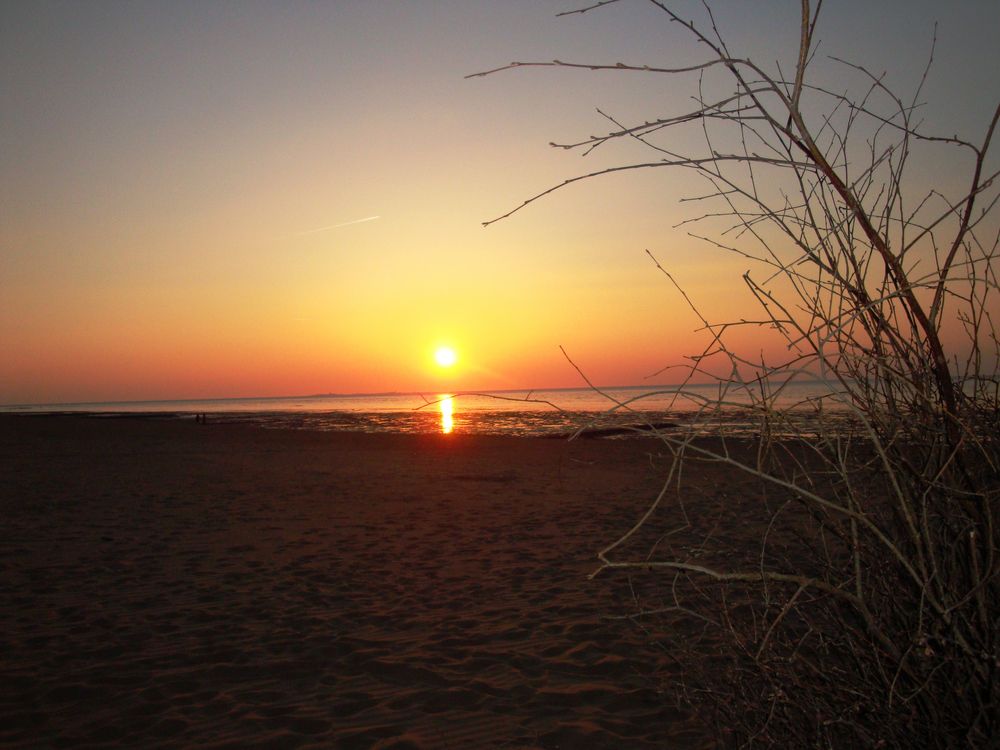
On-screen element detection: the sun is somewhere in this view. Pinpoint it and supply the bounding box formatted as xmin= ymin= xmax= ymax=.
xmin=434 ymin=346 xmax=458 ymax=368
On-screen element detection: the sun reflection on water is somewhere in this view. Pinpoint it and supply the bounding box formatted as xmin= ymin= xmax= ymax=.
xmin=439 ymin=395 xmax=454 ymax=434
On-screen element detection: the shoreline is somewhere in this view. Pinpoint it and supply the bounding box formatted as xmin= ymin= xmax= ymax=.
xmin=1 ymin=405 xmax=859 ymax=442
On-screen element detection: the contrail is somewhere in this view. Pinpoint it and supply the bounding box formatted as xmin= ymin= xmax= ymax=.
xmin=296 ymin=215 xmax=380 ymax=236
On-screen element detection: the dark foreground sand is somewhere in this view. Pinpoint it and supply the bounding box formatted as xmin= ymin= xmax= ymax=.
xmin=1 ymin=415 xmax=723 ymax=749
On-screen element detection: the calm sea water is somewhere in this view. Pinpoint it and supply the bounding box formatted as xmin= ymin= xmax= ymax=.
xmin=3 ymin=382 xmax=854 ymax=437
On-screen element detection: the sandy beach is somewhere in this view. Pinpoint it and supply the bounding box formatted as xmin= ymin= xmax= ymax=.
xmin=0 ymin=415 xmax=721 ymax=749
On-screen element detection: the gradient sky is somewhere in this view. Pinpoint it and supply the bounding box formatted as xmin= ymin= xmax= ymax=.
xmin=3 ymin=1 xmax=998 ymax=404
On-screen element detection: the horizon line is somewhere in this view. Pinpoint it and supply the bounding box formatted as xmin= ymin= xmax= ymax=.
xmin=0 ymin=379 xmax=840 ymax=410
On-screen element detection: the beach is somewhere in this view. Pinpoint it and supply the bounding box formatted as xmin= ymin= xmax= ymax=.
xmin=1 ymin=415 xmax=720 ymax=749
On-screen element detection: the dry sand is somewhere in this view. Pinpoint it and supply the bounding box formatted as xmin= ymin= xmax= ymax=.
xmin=1 ymin=415 xmax=723 ymax=749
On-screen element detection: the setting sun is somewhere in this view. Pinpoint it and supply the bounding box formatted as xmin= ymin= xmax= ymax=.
xmin=434 ymin=346 xmax=458 ymax=368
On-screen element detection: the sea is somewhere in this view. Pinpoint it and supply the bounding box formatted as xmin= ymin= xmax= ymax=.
xmin=2 ymin=381 xmax=856 ymax=438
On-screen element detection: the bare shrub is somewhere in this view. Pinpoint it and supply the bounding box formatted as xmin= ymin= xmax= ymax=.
xmin=474 ymin=2 xmax=999 ymax=746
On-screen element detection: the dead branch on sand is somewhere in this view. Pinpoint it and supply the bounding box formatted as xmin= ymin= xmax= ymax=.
xmin=475 ymin=2 xmax=1000 ymax=746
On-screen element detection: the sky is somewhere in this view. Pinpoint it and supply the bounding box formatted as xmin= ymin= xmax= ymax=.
xmin=2 ymin=0 xmax=998 ymax=404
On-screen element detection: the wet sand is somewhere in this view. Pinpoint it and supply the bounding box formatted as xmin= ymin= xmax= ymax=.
xmin=1 ymin=415 xmax=721 ymax=748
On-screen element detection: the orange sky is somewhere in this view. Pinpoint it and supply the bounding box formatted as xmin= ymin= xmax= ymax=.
xmin=2 ymin=2 xmax=998 ymax=404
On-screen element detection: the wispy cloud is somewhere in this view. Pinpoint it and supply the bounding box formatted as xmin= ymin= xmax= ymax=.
xmin=296 ymin=215 xmax=380 ymax=237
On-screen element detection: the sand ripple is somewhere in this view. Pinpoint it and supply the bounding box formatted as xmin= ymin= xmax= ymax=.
xmin=1 ymin=417 xmax=710 ymax=748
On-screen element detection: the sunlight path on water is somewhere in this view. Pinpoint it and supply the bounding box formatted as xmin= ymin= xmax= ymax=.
xmin=440 ymin=395 xmax=454 ymax=434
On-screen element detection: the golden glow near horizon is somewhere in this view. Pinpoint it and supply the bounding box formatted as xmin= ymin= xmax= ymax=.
xmin=2 ymin=3 xmax=997 ymax=405
xmin=439 ymin=395 xmax=454 ymax=434
xmin=434 ymin=346 xmax=458 ymax=369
